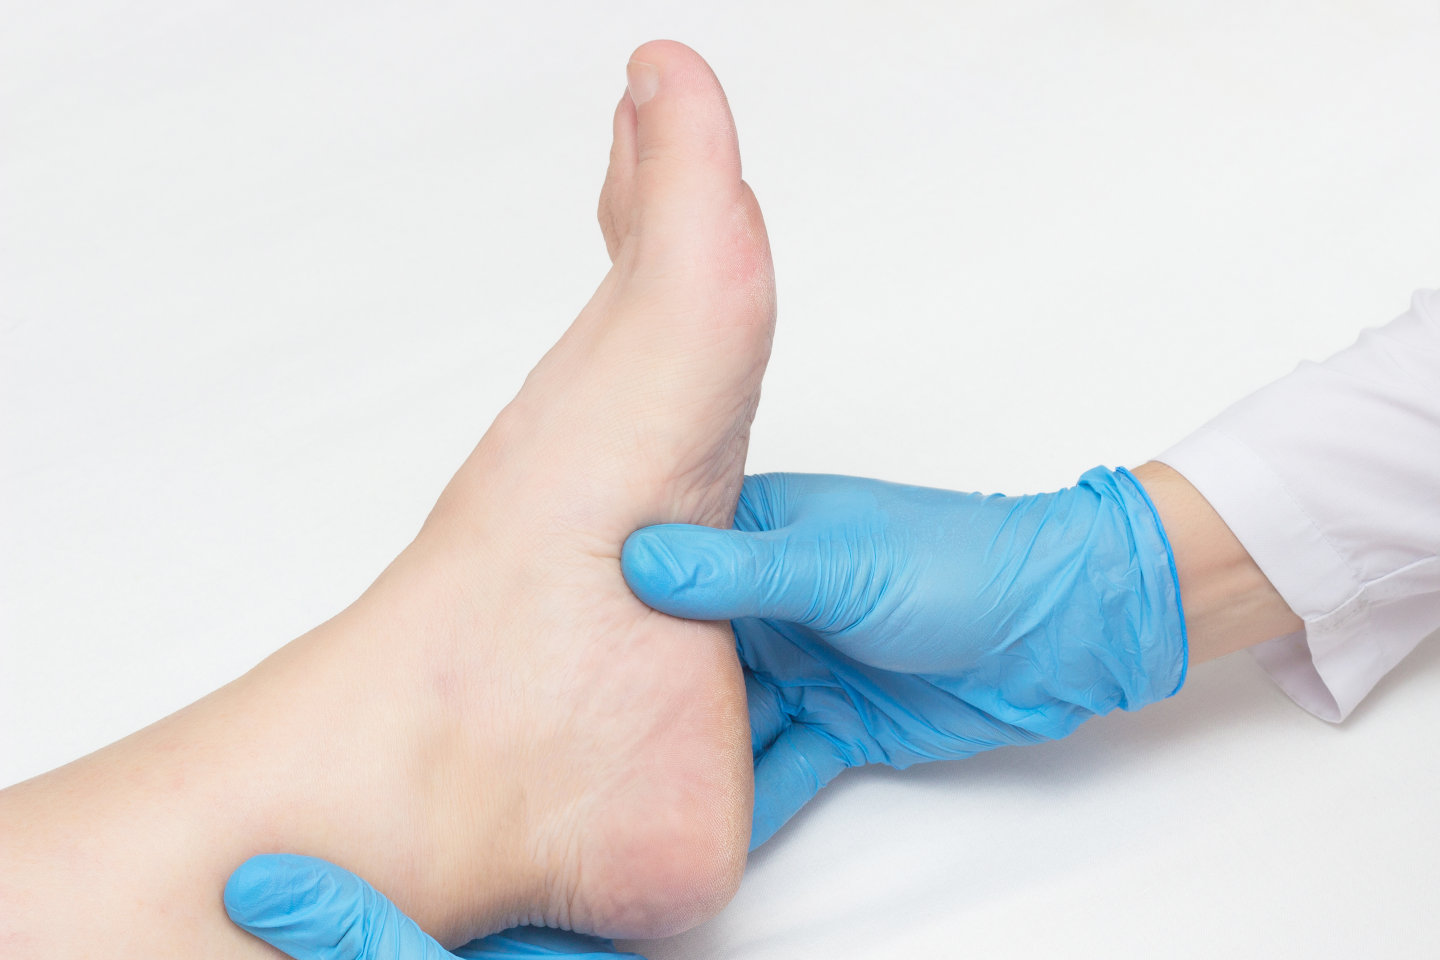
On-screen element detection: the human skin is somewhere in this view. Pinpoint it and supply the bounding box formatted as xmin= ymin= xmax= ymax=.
xmin=0 ymin=40 xmax=771 ymax=958
xmin=1132 ymin=461 xmax=1303 ymax=664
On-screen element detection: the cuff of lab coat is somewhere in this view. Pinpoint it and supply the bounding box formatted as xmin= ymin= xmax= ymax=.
xmin=1156 ymin=424 xmax=1375 ymax=722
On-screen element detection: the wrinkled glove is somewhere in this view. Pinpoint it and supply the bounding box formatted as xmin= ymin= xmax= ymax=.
xmin=622 ymin=466 xmax=1188 ymax=848
xmin=225 ymin=855 xmax=642 ymax=960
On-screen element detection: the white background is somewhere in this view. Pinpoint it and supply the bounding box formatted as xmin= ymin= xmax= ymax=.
xmin=4 ymin=2 xmax=1439 ymax=957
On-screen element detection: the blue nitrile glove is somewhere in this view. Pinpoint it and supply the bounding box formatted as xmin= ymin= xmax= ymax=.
xmin=622 ymin=466 xmax=1189 ymax=848
xmin=225 ymin=855 xmax=643 ymax=960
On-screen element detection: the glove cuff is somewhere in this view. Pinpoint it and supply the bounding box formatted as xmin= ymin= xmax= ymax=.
xmin=1082 ymin=465 xmax=1190 ymax=708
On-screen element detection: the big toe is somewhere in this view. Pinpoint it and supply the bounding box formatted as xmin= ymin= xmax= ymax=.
xmin=617 ymin=42 xmax=766 ymax=277
xmin=627 ymin=41 xmax=740 ymax=194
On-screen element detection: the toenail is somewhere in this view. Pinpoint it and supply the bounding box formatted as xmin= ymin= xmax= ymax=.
xmin=626 ymin=60 xmax=659 ymax=106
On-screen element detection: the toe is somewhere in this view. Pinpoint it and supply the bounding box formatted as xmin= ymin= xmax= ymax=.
xmin=624 ymin=40 xmax=746 ymax=245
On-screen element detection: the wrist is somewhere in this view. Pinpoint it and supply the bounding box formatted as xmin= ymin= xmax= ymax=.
xmin=1130 ymin=461 xmax=1303 ymax=664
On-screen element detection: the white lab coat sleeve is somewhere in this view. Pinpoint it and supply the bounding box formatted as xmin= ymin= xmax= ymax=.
xmin=1155 ymin=289 xmax=1440 ymax=722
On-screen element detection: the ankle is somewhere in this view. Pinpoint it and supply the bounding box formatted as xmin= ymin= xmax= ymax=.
xmin=289 ymin=554 xmax=548 ymax=941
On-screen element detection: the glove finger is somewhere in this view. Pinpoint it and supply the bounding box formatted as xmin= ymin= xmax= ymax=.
xmin=622 ymin=524 xmax=829 ymax=625
xmin=731 ymin=473 xmax=787 ymax=533
xmin=455 ymin=927 xmax=645 ymax=959
xmin=225 ymin=854 xmax=449 ymax=960
xmin=744 ymin=669 xmax=787 ymax=757
xmin=750 ymin=722 xmax=852 ymax=850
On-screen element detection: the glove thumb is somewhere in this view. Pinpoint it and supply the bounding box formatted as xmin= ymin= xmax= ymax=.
xmin=622 ymin=524 xmax=829 ymax=624
xmin=225 ymin=854 xmax=448 ymax=960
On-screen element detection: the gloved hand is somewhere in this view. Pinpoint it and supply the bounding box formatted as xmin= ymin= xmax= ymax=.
xmin=622 ymin=466 xmax=1189 ymax=848
xmin=225 ymin=855 xmax=643 ymax=960
xmin=223 ymin=469 xmax=1187 ymax=957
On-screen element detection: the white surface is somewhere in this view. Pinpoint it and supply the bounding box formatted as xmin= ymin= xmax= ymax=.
xmin=1159 ymin=292 xmax=1440 ymax=722
xmin=3 ymin=2 xmax=1438 ymax=957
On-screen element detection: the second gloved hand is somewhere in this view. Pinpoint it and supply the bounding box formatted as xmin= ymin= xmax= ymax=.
xmin=622 ymin=467 xmax=1189 ymax=848
xmin=225 ymin=855 xmax=642 ymax=960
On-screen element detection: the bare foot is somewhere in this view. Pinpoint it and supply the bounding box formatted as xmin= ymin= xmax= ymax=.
xmin=0 ymin=40 xmax=772 ymax=956
xmin=323 ymin=38 xmax=774 ymax=941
